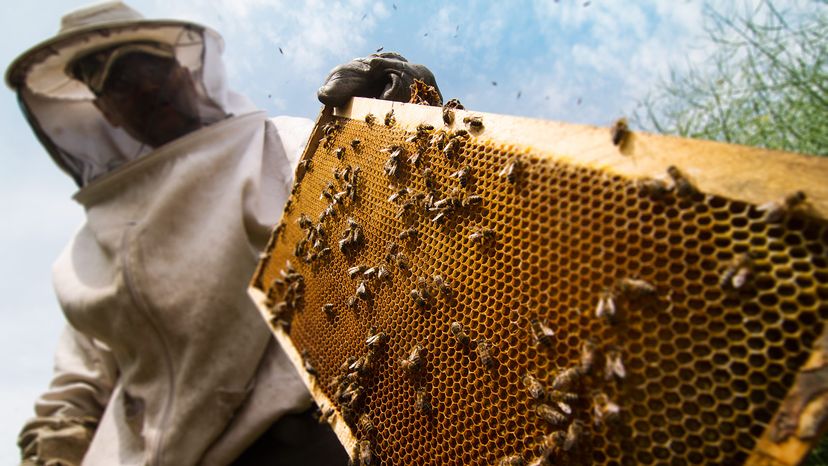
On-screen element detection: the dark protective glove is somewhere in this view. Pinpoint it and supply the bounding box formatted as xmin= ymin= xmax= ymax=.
xmin=317 ymin=52 xmax=442 ymax=107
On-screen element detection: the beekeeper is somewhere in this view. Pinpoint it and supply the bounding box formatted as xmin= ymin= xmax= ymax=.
xmin=6 ymin=2 xmax=440 ymax=465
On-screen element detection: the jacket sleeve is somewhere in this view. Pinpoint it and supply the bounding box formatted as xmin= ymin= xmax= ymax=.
xmin=18 ymin=324 xmax=118 ymax=466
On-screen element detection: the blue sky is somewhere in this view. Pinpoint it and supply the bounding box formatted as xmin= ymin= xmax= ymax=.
xmin=0 ymin=0 xmax=820 ymax=462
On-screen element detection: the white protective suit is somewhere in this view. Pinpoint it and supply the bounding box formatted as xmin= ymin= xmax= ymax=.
xmin=10 ymin=8 xmax=316 ymax=466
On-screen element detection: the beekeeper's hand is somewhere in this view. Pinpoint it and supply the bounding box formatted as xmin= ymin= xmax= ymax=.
xmin=317 ymin=52 xmax=442 ymax=107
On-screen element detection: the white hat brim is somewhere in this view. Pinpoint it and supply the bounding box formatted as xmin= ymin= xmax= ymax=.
xmin=6 ymin=19 xmax=220 ymax=100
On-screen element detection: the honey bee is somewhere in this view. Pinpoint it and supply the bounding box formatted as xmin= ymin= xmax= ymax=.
xmin=617 ymin=277 xmax=657 ymax=299
xmin=384 ymin=109 xmax=396 ymax=127
xmin=666 ymin=165 xmax=697 ymax=197
xmin=539 ymin=431 xmax=567 ymax=462
xmin=449 ymin=166 xmax=472 ymax=187
xmin=301 ymin=350 xmax=317 ymax=376
xmin=563 ymin=420 xmax=586 ymax=451
xmin=364 ymin=113 xmax=376 ymax=125
xmin=476 ymin=338 xmax=496 ymax=368
xmin=537 ymin=403 xmax=567 ymax=427
xmin=273 ymin=220 xmax=286 ymax=238
xmin=317 ymin=406 xmax=334 ymax=424
xmin=297 ymin=214 xmax=312 ymax=229
xmin=442 ymin=107 xmax=455 ymax=125
xmin=443 ymin=138 xmax=460 ymax=159
xmin=450 ymin=321 xmax=470 ymax=346
xmin=593 ymin=392 xmax=621 ymax=426
xmin=365 ymin=330 xmax=387 ymax=349
xmin=356 ymin=281 xmax=370 ymax=300
xmin=347 ymin=296 xmax=358 ymax=309
xmin=463 ymin=115 xmax=484 ymax=131
xmin=637 ymin=177 xmax=669 ymax=200
xmin=594 ymin=289 xmax=616 ymax=320
xmin=422 ymin=168 xmax=436 ymax=191
xmin=462 ymin=195 xmax=482 ymax=208
xmin=498 ymin=455 xmax=525 ymax=466
xmin=604 ymin=349 xmax=626 ymax=381
xmin=415 ymin=388 xmax=432 ymax=414
xmin=432 ymin=275 xmax=449 ymax=295
xmin=551 ymin=367 xmax=581 ymax=391
xmin=720 ymin=252 xmax=754 ymax=290
xmin=530 ymin=319 xmax=555 ymax=347
xmin=399 ymin=227 xmax=418 ymax=240
xmin=362 ymin=267 xmax=377 ymax=280
xmin=388 ymin=187 xmax=409 ymax=203
xmin=498 ymin=159 xmax=523 ymax=184
xmin=548 ymin=390 xmax=578 ymax=416
xmin=322 ymin=303 xmax=335 ymax=316
xmin=431 ymin=212 xmax=446 ymax=225
xmin=358 ymin=440 xmax=374 ymax=466
xmin=350 ymin=138 xmax=361 ymax=150
xmin=610 ymin=118 xmax=629 ymax=147
xmin=358 ymin=414 xmax=376 ymax=437
xmin=469 ymin=228 xmax=496 ymax=246
xmin=758 ymin=190 xmax=807 ymax=223
xmin=348 ymin=265 xmax=366 ymax=279
xmin=410 ymin=288 xmax=427 ymax=308
xmin=295 ymin=159 xmax=311 ymax=183
xmin=522 ymin=373 xmax=546 ymax=400
xmin=349 ymin=354 xmax=372 ymax=375
xmin=334 ymin=147 xmax=346 ymax=159
xmin=580 ymin=340 xmax=596 ymax=374
xmin=399 ymin=344 xmax=425 ymax=374
xmin=396 ymin=253 xmax=410 ymax=270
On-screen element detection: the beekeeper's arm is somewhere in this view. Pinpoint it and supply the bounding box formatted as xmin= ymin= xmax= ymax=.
xmin=18 ymin=325 xmax=117 ymax=466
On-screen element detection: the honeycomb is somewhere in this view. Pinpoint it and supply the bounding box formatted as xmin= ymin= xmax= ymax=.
xmin=250 ymin=99 xmax=828 ymax=466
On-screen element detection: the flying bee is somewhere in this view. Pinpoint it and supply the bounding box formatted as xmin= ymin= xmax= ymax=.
xmin=364 ymin=113 xmax=376 ymax=125
xmin=463 ymin=115 xmax=484 ymax=131
xmin=563 ymin=420 xmax=586 ymax=451
xmin=530 ymin=319 xmax=555 ymax=347
xmin=522 ymin=373 xmax=546 ymax=400
xmin=617 ymin=277 xmax=657 ymax=299
xmin=497 ymin=455 xmax=525 ymax=466
xmin=443 ymin=138 xmax=460 ymax=159
xmin=610 ymin=117 xmax=629 ymax=147
xmin=757 ymin=190 xmax=807 ymax=223
xmin=552 ymin=367 xmax=581 ymax=391
xmin=322 ymin=303 xmax=335 ymax=317
xmin=356 ymin=281 xmax=370 ymax=300
xmin=450 ymin=166 xmax=472 ymax=186
xmin=720 ymin=252 xmax=754 ymax=290
xmin=476 ymin=338 xmax=496 ymax=368
xmin=666 ymin=165 xmax=697 ymax=197
xmin=595 ymin=289 xmax=617 ymax=320
xmin=350 ymin=138 xmax=361 ymax=150
xmin=537 ymin=403 xmax=567 ymax=427
xmin=384 ymin=109 xmax=396 ymax=126
xmin=400 ymin=344 xmax=425 ymax=374
xmin=450 ymin=322 xmax=470 ymax=346
xmin=637 ymin=177 xmax=669 ymax=200
xmin=499 ymin=158 xmax=523 ymax=184
xmin=334 ymin=147 xmax=346 ymax=159
xmin=358 ymin=414 xmax=376 ymax=437
xmin=301 ymin=350 xmax=317 ymax=376
xmin=469 ymin=228 xmax=496 ymax=246
xmin=580 ymin=340 xmax=597 ymax=374
xmin=593 ymin=392 xmax=621 ymax=426
xmin=399 ymin=227 xmax=418 ymax=240
xmin=415 ymin=388 xmax=432 ymax=414
xmin=604 ymin=349 xmax=626 ymax=381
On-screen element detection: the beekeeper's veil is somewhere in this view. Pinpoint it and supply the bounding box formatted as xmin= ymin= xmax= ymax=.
xmin=5 ymin=1 xmax=257 ymax=186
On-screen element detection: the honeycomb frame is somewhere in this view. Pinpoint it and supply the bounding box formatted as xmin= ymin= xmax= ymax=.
xmin=249 ymin=97 xmax=828 ymax=466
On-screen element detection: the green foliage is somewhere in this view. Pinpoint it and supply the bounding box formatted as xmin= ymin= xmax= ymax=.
xmin=635 ymin=0 xmax=828 ymax=156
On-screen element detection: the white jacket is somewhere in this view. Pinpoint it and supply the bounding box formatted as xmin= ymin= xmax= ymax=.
xmin=20 ymin=111 xmax=315 ymax=466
